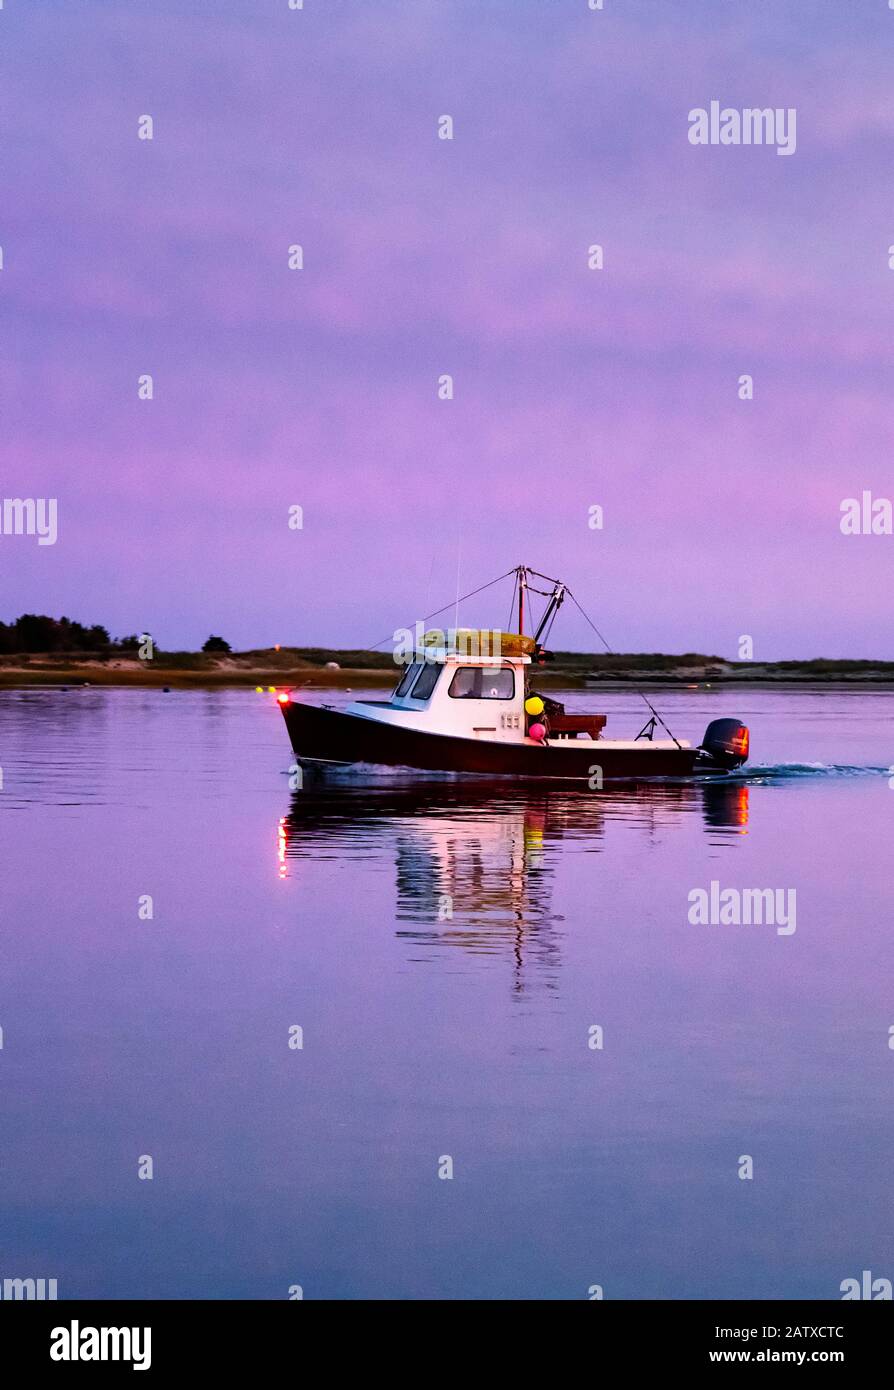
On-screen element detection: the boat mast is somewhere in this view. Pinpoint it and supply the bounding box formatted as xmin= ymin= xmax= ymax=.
xmin=517 ymin=565 xmax=527 ymax=635
xmin=533 ymin=580 xmax=566 ymax=645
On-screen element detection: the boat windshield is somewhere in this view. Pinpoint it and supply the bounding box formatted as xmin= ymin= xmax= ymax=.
xmin=409 ymin=663 xmax=441 ymax=701
xmin=393 ymin=661 xmax=422 ymax=699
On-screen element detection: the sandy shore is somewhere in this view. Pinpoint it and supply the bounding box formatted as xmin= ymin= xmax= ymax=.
xmin=2 ymin=658 xmax=894 ymax=690
xmin=0 ymin=662 xmax=391 ymax=689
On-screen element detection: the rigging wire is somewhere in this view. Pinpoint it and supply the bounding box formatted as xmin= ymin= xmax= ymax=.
xmin=364 ymin=567 xmax=518 ymax=653
xmin=566 ymin=589 xmax=682 ymax=748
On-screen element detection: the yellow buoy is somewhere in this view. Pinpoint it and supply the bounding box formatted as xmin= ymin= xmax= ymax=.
xmin=525 ymin=695 xmax=544 ymax=716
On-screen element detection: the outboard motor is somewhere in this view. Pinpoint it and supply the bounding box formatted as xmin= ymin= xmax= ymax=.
xmin=699 ymin=718 xmax=749 ymax=769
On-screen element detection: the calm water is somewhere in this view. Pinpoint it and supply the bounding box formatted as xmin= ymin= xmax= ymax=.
xmin=1 ymin=685 xmax=892 ymax=1300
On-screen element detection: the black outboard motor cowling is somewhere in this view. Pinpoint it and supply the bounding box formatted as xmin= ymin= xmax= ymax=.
xmin=700 ymin=718 xmax=749 ymax=769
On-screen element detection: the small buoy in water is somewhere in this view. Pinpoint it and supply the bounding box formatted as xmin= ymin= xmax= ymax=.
xmin=528 ymin=721 xmax=547 ymax=743
xmin=163 ymin=686 xmax=171 ymax=693
xmin=525 ymin=695 xmax=544 ymax=716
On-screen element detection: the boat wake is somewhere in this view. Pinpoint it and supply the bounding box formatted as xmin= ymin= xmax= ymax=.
xmin=287 ymin=760 xmax=889 ymax=788
xmin=730 ymin=761 xmax=888 ymax=782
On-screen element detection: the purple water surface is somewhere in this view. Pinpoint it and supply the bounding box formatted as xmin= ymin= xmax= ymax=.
xmin=0 ymin=685 xmax=891 ymax=1299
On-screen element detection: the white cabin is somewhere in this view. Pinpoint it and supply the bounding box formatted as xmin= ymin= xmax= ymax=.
xmin=345 ymin=645 xmax=529 ymax=743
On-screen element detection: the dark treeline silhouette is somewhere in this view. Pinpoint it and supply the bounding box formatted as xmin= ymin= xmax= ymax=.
xmin=0 ymin=614 xmax=142 ymax=654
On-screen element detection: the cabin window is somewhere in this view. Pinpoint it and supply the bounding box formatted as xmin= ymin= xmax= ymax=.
xmin=393 ymin=661 xmax=422 ymax=699
xmin=410 ymin=663 xmax=442 ymax=701
xmin=448 ymin=666 xmax=515 ymax=700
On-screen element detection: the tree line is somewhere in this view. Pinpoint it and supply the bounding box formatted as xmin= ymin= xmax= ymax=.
xmin=0 ymin=615 xmax=231 ymax=655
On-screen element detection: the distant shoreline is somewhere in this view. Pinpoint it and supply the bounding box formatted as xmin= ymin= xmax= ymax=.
xmin=2 ymin=652 xmax=894 ymax=691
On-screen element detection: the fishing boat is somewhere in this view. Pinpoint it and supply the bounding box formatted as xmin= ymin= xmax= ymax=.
xmin=277 ymin=567 xmax=750 ymax=780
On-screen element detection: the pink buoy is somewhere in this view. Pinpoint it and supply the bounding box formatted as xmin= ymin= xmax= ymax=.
xmin=528 ymin=722 xmax=547 ymax=743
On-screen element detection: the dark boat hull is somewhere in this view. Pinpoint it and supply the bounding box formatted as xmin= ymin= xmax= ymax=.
xmin=280 ymin=700 xmax=709 ymax=780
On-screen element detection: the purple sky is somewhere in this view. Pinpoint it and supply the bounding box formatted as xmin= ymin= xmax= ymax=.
xmin=3 ymin=0 xmax=894 ymax=658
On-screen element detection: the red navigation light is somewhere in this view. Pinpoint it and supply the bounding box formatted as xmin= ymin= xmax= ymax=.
xmin=277 ymin=692 xmax=290 ymax=705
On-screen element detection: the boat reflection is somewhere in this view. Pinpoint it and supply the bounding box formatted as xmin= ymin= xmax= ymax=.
xmin=703 ymin=780 xmax=750 ymax=831
xmin=276 ymin=777 xmax=750 ymax=991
